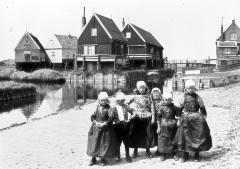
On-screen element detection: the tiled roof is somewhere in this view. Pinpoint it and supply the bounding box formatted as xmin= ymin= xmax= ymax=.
xmin=95 ymin=14 xmax=127 ymax=42
xmin=55 ymin=34 xmax=77 ymax=49
xmin=131 ymin=24 xmax=163 ymax=48
xmin=29 ymin=33 xmax=45 ymax=51
xmin=217 ymin=41 xmax=238 ymax=47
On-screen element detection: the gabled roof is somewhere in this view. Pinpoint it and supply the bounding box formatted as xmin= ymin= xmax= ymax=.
xmin=130 ymin=24 xmax=163 ymax=48
xmin=28 ymin=33 xmax=45 ymax=51
xmin=217 ymin=20 xmax=240 ymax=41
xmin=15 ymin=32 xmax=45 ymax=50
xmin=55 ymin=34 xmax=77 ymax=49
xmin=94 ymin=13 xmax=127 ymax=42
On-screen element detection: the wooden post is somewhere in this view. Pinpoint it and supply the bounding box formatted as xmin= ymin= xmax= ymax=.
xmin=83 ymin=81 xmax=86 ymax=103
xmin=151 ymin=57 xmax=154 ymax=68
xmin=82 ymin=55 xmax=86 ymax=82
xmin=114 ymin=55 xmax=117 ymax=71
xmin=132 ymin=56 xmax=135 ymax=69
xmin=145 ymin=56 xmax=147 ymax=69
xmin=97 ymin=55 xmax=100 ymax=72
xmin=82 ymin=55 xmax=86 ymax=70
xmin=74 ymin=54 xmax=77 ymax=72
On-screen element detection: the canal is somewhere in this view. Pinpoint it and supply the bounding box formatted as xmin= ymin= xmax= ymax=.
xmin=0 ymin=77 xmax=173 ymax=130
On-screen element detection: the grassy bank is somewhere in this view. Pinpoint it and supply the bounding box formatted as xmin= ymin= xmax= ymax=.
xmin=0 ymin=68 xmax=65 ymax=83
xmin=0 ymin=81 xmax=36 ymax=102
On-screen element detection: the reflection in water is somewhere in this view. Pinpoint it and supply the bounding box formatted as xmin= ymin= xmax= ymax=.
xmin=0 ymin=76 xmax=171 ymax=130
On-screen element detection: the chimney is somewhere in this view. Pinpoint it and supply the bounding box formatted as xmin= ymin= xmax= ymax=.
xmin=221 ymin=17 xmax=224 ymax=42
xmin=82 ymin=6 xmax=86 ymax=30
xmin=122 ymin=18 xmax=125 ymax=29
xmin=232 ymin=19 xmax=235 ymax=24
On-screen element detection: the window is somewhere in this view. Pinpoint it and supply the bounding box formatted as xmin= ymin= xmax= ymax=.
xmin=91 ymin=28 xmax=97 ymax=36
xmin=31 ymin=56 xmax=39 ymax=61
xmin=230 ymin=33 xmax=237 ymax=40
xmin=126 ymin=32 xmax=131 ymax=38
xmin=25 ymin=40 xmax=29 ymax=45
xmin=24 ymin=51 xmax=31 ymax=61
xmin=84 ymin=45 xmax=95 ymax=55
xmin=52 ymin=52 xmax=55 ymax=57
xmin=224 ymin=48 xmax=231 ymax=54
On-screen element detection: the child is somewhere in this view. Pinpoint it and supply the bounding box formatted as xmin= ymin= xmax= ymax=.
xmin=87 ymin=92 xmax=118 ymax=166
xmin=112 ymin=91 xmax=134 ymax=163
xmin=150 ymin=87 xmax=163 ymax=155
xmin=128 ymin=81 xmax=155 ymax=158
xmin=156 ymin=92 xmax=180 ymax=161
xmin=173 ymin=79 xmax=212 ymax=162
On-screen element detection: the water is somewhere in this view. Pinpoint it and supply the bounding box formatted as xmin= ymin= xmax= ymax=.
xmin=0 ymin=77 xmax=173 ymax=130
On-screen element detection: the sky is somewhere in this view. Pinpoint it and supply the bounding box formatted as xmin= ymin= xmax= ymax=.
xmin=1 ymin=0 xmax=240 ymax=61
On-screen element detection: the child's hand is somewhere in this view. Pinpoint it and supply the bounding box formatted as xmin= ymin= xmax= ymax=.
xmin=157 ymin=127 xmax=161 ymax=134
xmin=97 ymin=122 xmax=107 ymax=128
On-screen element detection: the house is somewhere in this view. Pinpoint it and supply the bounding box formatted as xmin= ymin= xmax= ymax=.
xmin=122 ymin=23 xmax=164 ymax=69
xmin=216 ymin=19 xmax=240 ymax=69
xmin=45 ymin=34 xmax=77 ymax=70
xmin=77 ymin=13 xmax=128 ymax=74
xmin=15 ymin=32 xmax=50 ymax=70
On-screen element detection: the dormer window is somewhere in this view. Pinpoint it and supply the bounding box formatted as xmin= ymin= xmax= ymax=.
xmin=230 ymin=32 xmax=237 ymax=40
xmin=91 ymin=28 xmax=97 ymax=36
xmin=126 ymin=32 xmax=131 ymax=38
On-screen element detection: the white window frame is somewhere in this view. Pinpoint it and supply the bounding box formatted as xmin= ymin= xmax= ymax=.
xmin=224 ymin=48 xmax=231 ymax=54
xmin=230 ymin=33 xmax=237 ymax=41
xmin=84 ymin=45 xmax=95 ymax=55
xmin=91 ymin=28 xmax=97 ymax=36
xmin=126 ymin=32 xmax=131 ymax=38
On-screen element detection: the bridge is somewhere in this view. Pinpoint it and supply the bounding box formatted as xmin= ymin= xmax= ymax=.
xmin=165 ymin=59 xmax=216 ymax=74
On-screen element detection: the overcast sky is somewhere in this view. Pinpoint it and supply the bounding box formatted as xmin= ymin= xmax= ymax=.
xmin=1 ymin=0 xmax=240 ymax=61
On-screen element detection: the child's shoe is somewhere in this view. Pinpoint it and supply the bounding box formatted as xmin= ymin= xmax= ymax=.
xmin=88 ymin=157 xmax=97 ymax=166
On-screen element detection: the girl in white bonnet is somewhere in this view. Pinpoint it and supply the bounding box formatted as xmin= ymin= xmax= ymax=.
xmin=127 ymin=81 xmax=155 ymax=158
xmin=156 ymin=92 xmax=181 ymax=161
xmin=173 ymin=80 xmax=212 ymax=162
xmin=87 ymin=92 xmax=118 ymax=166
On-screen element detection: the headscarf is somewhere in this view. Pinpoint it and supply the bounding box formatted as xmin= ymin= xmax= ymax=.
xmin=136 ymin=81 xmax=147 ymax=89
xmin=98 ymin=92 xmax=109 ymax=100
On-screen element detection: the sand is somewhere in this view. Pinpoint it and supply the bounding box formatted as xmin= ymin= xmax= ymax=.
xmin=1 ymin=83 xmax=240 ymax=169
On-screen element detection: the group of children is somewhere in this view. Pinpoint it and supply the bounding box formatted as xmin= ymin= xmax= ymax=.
xmin=86 ymin=80 xmax=212 ymax=166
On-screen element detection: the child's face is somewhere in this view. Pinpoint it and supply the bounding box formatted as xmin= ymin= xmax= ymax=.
xmin=138 ymin=86 xmax=146 ymax=94
xmin=185 ymin=87 xmax=195 ymax=93
xmin=116 ymin=99 xmax=125 ymax=106
xmin=163 ymin=98 xmax=172 ymax=103
xmin=99 ymin=99 xmax=108 ymax=106
xmin=152 ymin=91 xmax=161 ymax=100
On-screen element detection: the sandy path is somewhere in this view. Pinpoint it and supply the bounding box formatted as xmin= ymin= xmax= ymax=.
xmin=1 ymin=83 xmax=240 ymax=169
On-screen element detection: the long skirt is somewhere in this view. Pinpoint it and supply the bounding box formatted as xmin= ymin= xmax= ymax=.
xmin=173 ymin=112 xmax=212 ymax=152
xmin=158 ymin=119 xmax=177 ymax=153
xmin=127 ymin=117 xmax=156 ymax=148
xmin=87 ymin=124 xmax=118 ymax=158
